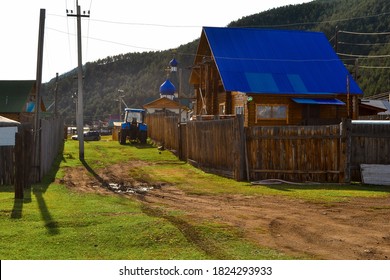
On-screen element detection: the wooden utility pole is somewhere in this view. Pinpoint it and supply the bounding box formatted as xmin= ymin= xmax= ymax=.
xmin=54 ymin=72 xmax=59 ymax=117
xmin=33 ymin=8 xmax=45 ymax=182
xmin=67 ymin=1 xmax=90 ymax=160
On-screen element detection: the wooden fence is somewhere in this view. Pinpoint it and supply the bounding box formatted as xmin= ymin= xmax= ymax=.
xmin=39 ymin=118 xmax=65 ymax=180
xmin=146 ymin=112 xmax=180 ymax=152
xmin=0 ymin=124 xmax=33 ymax=187
xmin=0 ymin=146 xmax=14 ymax=185
xmin=350 ymin=120 xmax=390 ymax=181
xmin=246 ymin=122 xmax=348 ymax=183
xmin=146 ymin=113 xmax=390 ymax=183
xmin=14 ymin=124 xmax=34 ymax=198
xmin=186 ymin=116 xmax=245 ymax=180
xmin=0 ymin=118 xmax=64 ymax=197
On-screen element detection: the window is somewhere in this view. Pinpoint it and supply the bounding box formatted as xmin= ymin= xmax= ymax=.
xmin=219 ymin=103 xmax=225 ymax=115
xmin=256 ymin=104 xmax=287 ymax=120
xmin=235 ymin=106 xmax=244 ymax=115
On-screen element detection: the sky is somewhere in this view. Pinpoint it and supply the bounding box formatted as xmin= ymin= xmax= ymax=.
xmin=1 ymin=0 xmax=312 ymax=82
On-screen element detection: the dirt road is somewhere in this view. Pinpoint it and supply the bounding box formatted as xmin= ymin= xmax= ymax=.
xmin=62 ymin=163 xmax=390 ymax=260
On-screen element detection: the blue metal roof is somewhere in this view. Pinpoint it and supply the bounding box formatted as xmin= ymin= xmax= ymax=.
xmin=292 ymin=98 xmax=345 ymax=105
xmin=203 ymin=27 xmax=362 ymax=95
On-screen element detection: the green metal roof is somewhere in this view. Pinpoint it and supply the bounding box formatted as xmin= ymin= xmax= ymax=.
xmin=0 ymin=80 xmax=35 ymax=113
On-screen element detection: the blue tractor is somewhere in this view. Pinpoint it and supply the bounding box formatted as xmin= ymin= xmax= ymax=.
xmin=119 ymin=108 xmax=147 ymax=144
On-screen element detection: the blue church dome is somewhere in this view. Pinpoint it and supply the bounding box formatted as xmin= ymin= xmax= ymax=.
xmin=159 ymin=79 xmax=176 ymax=95
xmin=169 ymin=58 xmax=178 ymax=67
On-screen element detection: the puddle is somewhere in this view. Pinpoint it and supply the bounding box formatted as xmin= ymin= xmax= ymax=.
xmin=107 ymin=182 xmax=163 ymax=195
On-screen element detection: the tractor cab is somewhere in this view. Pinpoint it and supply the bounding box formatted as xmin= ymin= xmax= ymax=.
xmin=119 ymin=108 xmax=147 ymax=144
xmin=124 ymin=108 xmax=144 ymax=124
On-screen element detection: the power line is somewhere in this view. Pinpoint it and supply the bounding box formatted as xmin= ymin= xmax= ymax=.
xmin=248 ymin=11 xmax=390 ymax=28
xmin=339 ymin=30 xmax=390 ymax=36
xmin=358 ymin=65 xmax=390 ymax=69
xmin=47 ymin=13 xmax=201 ymax=28
xmin=85 ymin=0 xmax=93 ymax=62
xmin=46 ymin=26 xmax=163 ymax=52
xmin=65 ymin=0 xmax=74 ymax=69
xmin=337 ymin=53 xmax=390 ymax=59
xmin=338 ymin=41 xmax=390 ymax=47
xmin=48 ymin=10 xmax=390 ymax=29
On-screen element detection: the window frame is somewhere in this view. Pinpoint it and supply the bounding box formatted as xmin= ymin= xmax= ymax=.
xmin=256 ymin=104 xmax=288 ymax=122
xmin=235 ymin=105 xmax=244 ymax=115
xmin=219 ymin=103 xmax=226 ymax=115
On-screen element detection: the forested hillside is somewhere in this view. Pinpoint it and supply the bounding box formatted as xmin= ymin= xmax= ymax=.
xmin=43 ymin=0 xmax=390 ymax=125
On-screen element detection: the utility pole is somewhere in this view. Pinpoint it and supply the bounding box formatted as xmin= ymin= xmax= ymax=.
xmin=33 ymin=8 xmax=45 ymax=182
xmin=67 ymin=1 xmax=90 ymax=160
xmin=117 ymin=89 xmax=125 ymax=121
xmin=54 ymin=72 xmax=59 ymax=117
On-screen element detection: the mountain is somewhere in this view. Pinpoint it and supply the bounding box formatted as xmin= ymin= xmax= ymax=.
xmin=43 ymin=0 xmax=390 ymax=125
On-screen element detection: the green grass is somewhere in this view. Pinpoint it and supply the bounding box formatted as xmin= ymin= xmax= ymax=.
xmin=1 ymin=137 xmax=389 ymax=259
xmin=146 ymin=162 xmax=390 ymax=202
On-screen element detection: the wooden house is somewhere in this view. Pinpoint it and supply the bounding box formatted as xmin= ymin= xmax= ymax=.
xmin=189 ymin=27 xmax=363 ymax=126
xmin=0 ymin=80 xmax=43 ymax=124
xmin=359 ymin=99 xmax=390 ymax=117
xmin=143 ymin=97 xmax=190 ymax=122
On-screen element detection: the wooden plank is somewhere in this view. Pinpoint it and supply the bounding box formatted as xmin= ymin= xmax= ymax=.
xmin=361 ymin=164 xmax=390 ymax=186
xmin=251 ymin=169 xmax=340 ymax=174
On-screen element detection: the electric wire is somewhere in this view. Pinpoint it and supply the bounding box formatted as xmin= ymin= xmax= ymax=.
xmin=338 ymin=30 xmax=390 ymax=36
xmin=337 ymin=53 xmax=390 ymax=59
xmin=248 ymin=11 xmax=390 ymax=28
xmin=338 ymin=41 xmax=390 ymax=47
xmin=46 ymin=27 xmax=163 ymax=52
xmin=337 ymin=29 xmax=390 ymax=70
xmin=45 ymin=9 xmax=390 ymax=60
xmin=45 ymin=9 xmax=390 ymax=76
xmin=47 ymin=10 xmax=390 ymax=29
xmin=65 ymin=0 xmax=74 ymax=69
xmin=85 ymin=0 xmax=93 ymax=63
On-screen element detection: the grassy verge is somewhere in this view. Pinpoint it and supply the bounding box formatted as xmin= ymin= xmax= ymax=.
xmin=1 ymin=137 xmax=389 ymax=259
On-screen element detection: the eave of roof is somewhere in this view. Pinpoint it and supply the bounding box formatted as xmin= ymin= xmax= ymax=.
xmin=143 ymin=97 xmax=189 ymax=110
xmin=0 ymin=115 xmax=20 ymax=126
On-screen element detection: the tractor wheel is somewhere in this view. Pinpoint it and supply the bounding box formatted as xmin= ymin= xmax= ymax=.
xmin=119 ymin=130 xmax=127 ymax=145
xmin=139 ymin=131 xmax=147 ymax=144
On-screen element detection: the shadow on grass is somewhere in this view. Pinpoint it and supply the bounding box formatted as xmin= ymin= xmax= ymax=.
xmin=5 ymin=152 xmax=64 ymax=235
xmin=31 ymin=154 xmax=64 ymax=235
xmin=121 ymin=142 xmax=155 ymax=150
xmin=81 ymin=158 xmax=108 ymax=188
xmin=10 ymin=188 xmax=32 ymax=219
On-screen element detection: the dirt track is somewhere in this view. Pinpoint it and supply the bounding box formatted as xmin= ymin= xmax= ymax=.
xmin=61 ymin=163 xmax=390 ymax=260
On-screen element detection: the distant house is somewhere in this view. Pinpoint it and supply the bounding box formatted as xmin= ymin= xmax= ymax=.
xmin=143 ymin=76 xmax=190 ymax=122
xmin=189 ymin=27 xmax=363 ymax=126
xmin=0 ymin=80 xmax=45 ymax=123
xmin=359 ymin=99 xmax=390 ymax=116
xmin=143 ymin=97 xmax=190 ymax=122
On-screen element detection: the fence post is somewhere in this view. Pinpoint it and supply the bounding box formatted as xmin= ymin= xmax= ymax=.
xmin=234 ymin=115 xmax=246 ymax=181
xmin=14 ymin=128 xmax=24 ymax=199
xmin=339 ymin=119 xmax=352 ymax=183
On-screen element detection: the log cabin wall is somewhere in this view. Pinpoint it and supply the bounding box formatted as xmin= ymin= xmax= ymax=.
xmin=245 ymin=94 xmax=354 ymax=127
